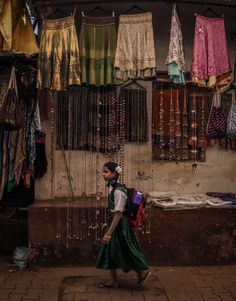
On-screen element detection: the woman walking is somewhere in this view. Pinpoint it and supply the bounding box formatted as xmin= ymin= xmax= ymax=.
xmin=96 ymin=161 xmax=151 ymax=288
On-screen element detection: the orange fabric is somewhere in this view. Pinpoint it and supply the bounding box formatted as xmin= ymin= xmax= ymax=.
xmin=12 ymin=10 xmax=39 ymax=54
xmin=0 ymin=0 xmax=39 ymax=54
xmin=0 ymin=0 xmax=12 ymax=50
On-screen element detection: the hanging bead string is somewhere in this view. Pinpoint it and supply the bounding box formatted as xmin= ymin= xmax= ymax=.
xmin=82 ymin=194 xmax=86 ymax=240
xmin=120 ymin=90 xmax=126 ymax=184
xmin=50 ymin=90 xmax=55 ymax=199
xmin=76 ymin=88 xmax=81 ymax=240
xmin=93 ymin=87 xmax=100 ymax=242
xmin=169 ymin=85 xmax=175 ymax=160
xmin=182 ymin=85 xmax=189 ymax=160
xmin=190 ymin=87 xmax=198 ymax=173
xmin=117 ymin=87 xmax=125 ymax=184
xmin=66 ymin=89 xmax=72 ymax=247
xmin=146 ymin=88 xmax=152 ymax=243
xmin=175 ymin=87 xmax=181 ymax=161
xmin=159 ymin=84 xmax=165 ymax=161
xmin=55 ymin=92 xmax=62 ymax=240
xmin=88 ymin=89 xmax=94 ymax=238
xmin=87 ymin=88 xmax=93 ymax=237
xmin=71 ymin=89 xmax=78 ymax=240
xmin=136 ymin=89 xmax=140 ymax=241
xmin=51 ymin=90 xmax=61 ymax=240
xmin=107 ymin=88 xmax=115 ymax=159
xmin=199 ymin=95 xmax=206 ymax=161
xmin=95 ymin=86 xmax=100 ymax=243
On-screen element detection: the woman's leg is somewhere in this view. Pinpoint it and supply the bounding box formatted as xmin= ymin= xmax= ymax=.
xmin=134 ymin=269 xmax=143 ymax=281
xmin=110 ymin=269 xmax=118 ymax=282
xmin=98 ymin=269 xmax=119 ymax=288
xmin=134 ymin=269 xmax=152 ymax=287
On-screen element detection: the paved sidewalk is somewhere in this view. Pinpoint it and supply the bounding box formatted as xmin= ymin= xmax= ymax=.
xmin=1 ymin=259 xmax=236 ymax=301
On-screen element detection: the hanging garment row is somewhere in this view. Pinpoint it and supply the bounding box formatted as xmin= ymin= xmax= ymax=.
xmin=0 ymin=66 xmax=47 ymax=201
xmin=36 ymin=4 xmax=232 ymax=91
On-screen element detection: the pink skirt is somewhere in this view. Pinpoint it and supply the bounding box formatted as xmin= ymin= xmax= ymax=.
xmin=190 ymin=15 xmax=231 ymax=88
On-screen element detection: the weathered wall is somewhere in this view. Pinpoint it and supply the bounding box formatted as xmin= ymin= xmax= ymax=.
xmin=36 ymin=84 xmax=236 ymax=199
xmin=28 ymin=203 xmax=236 ymax=265
xmin=35 ymin=2 xmax=236 ymax=199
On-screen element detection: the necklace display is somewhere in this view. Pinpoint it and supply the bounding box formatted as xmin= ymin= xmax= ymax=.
xmin=153 ymin=83 xmax=210 ymax=163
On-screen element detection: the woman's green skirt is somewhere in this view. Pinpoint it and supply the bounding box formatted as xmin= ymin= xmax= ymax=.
xmin=96 ymin=214 xmax=148 ymax=272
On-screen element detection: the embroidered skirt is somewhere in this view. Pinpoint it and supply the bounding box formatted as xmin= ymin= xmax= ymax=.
xmin=114 ymin=12 xmax=157 ymax=81
xmin=80 ymin=16 xmax=117 ymax=87
xmin=37 ymin=16 xmax=80 ymax=91
xmin=190 ymin=15 xmax=231 ymax=89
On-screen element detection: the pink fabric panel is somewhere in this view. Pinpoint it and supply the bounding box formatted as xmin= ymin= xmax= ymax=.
xmin=191 ymin=15 xmax=231 ymax=79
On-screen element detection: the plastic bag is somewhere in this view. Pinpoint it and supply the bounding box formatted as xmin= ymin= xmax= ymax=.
xmin=12 ymin=246 xmax=29 ymax=269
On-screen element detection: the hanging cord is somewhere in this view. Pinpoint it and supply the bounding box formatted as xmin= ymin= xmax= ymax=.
xmin=182 ymin=85 xmax=188 ymax=160
xmin=50 ymin=90 xmax=55 ymax=199
xmin=60 ymin=93 xmax=74 ymax=200
xmin=199 ymin=94 xmax=206 ymax=160
xmin=169 ymin=85 xmax=175 ymax=160
xmin=159 ymin=83 xmax=165 ymax=161
xmin=56 ymin=91 xmax=61 ymax=239
xmin=191 ymin=87 xmax=198 ymax=173
xmin=60 ymin=144 xmax=75 ymax=198
xmin=175 ymin=88 xmax=181 ymax=161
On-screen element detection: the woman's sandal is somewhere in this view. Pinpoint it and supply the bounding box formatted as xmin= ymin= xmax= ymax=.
xmin=137 ymin=271 xmax=152 ymax=288
xmin=98 ymin=281 xmax=119 ymax=288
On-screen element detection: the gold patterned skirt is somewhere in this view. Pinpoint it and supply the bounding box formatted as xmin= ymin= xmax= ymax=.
xmin=37 ymin=16 xmax=80 ymax=91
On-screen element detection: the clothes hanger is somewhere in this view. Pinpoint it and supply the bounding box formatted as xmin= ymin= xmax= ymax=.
xmin=123 ymin=80 xmax=145 ymax=90
xmin=82 ymin=6 xmax=114 ymax=17
xmin=194 ymin=7 xmax=224 ymax=18
xmin=123 ymin=4 xmax=147 ymax=15
xmin=204 ymin=7 xmax=224 ymax=18
xmin=221 ymin=84 xmax=234 ymax=94
xmin=46 ymin=8 xmax=68 ymax=19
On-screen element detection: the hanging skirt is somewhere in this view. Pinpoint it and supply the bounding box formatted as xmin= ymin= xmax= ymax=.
xmin=190 ymin=15 xmax=231 ymax=89
xmin=37 ymin=16 xmax=80 ymax=91
xmin=114 ymin=12 xmax=157 ymax=81
xmin=80 ymin=16 xmax=117 ymax=86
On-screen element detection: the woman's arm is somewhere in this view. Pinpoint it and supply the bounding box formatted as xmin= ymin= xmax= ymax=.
xmin=102 ymin=212 xmax=122 ymax=244
xmin=102 ymin=188 xmax=127 ymax=244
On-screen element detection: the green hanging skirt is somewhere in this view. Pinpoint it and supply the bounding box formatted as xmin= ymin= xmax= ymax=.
xmin=80 ymin=16 xmax=118 ymax=87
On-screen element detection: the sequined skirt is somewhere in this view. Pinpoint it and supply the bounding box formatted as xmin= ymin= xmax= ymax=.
xmin=37 ymin=16 xmax=81 ymax=91
xmin=190 ymin=15 xmax=231 ymax=88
